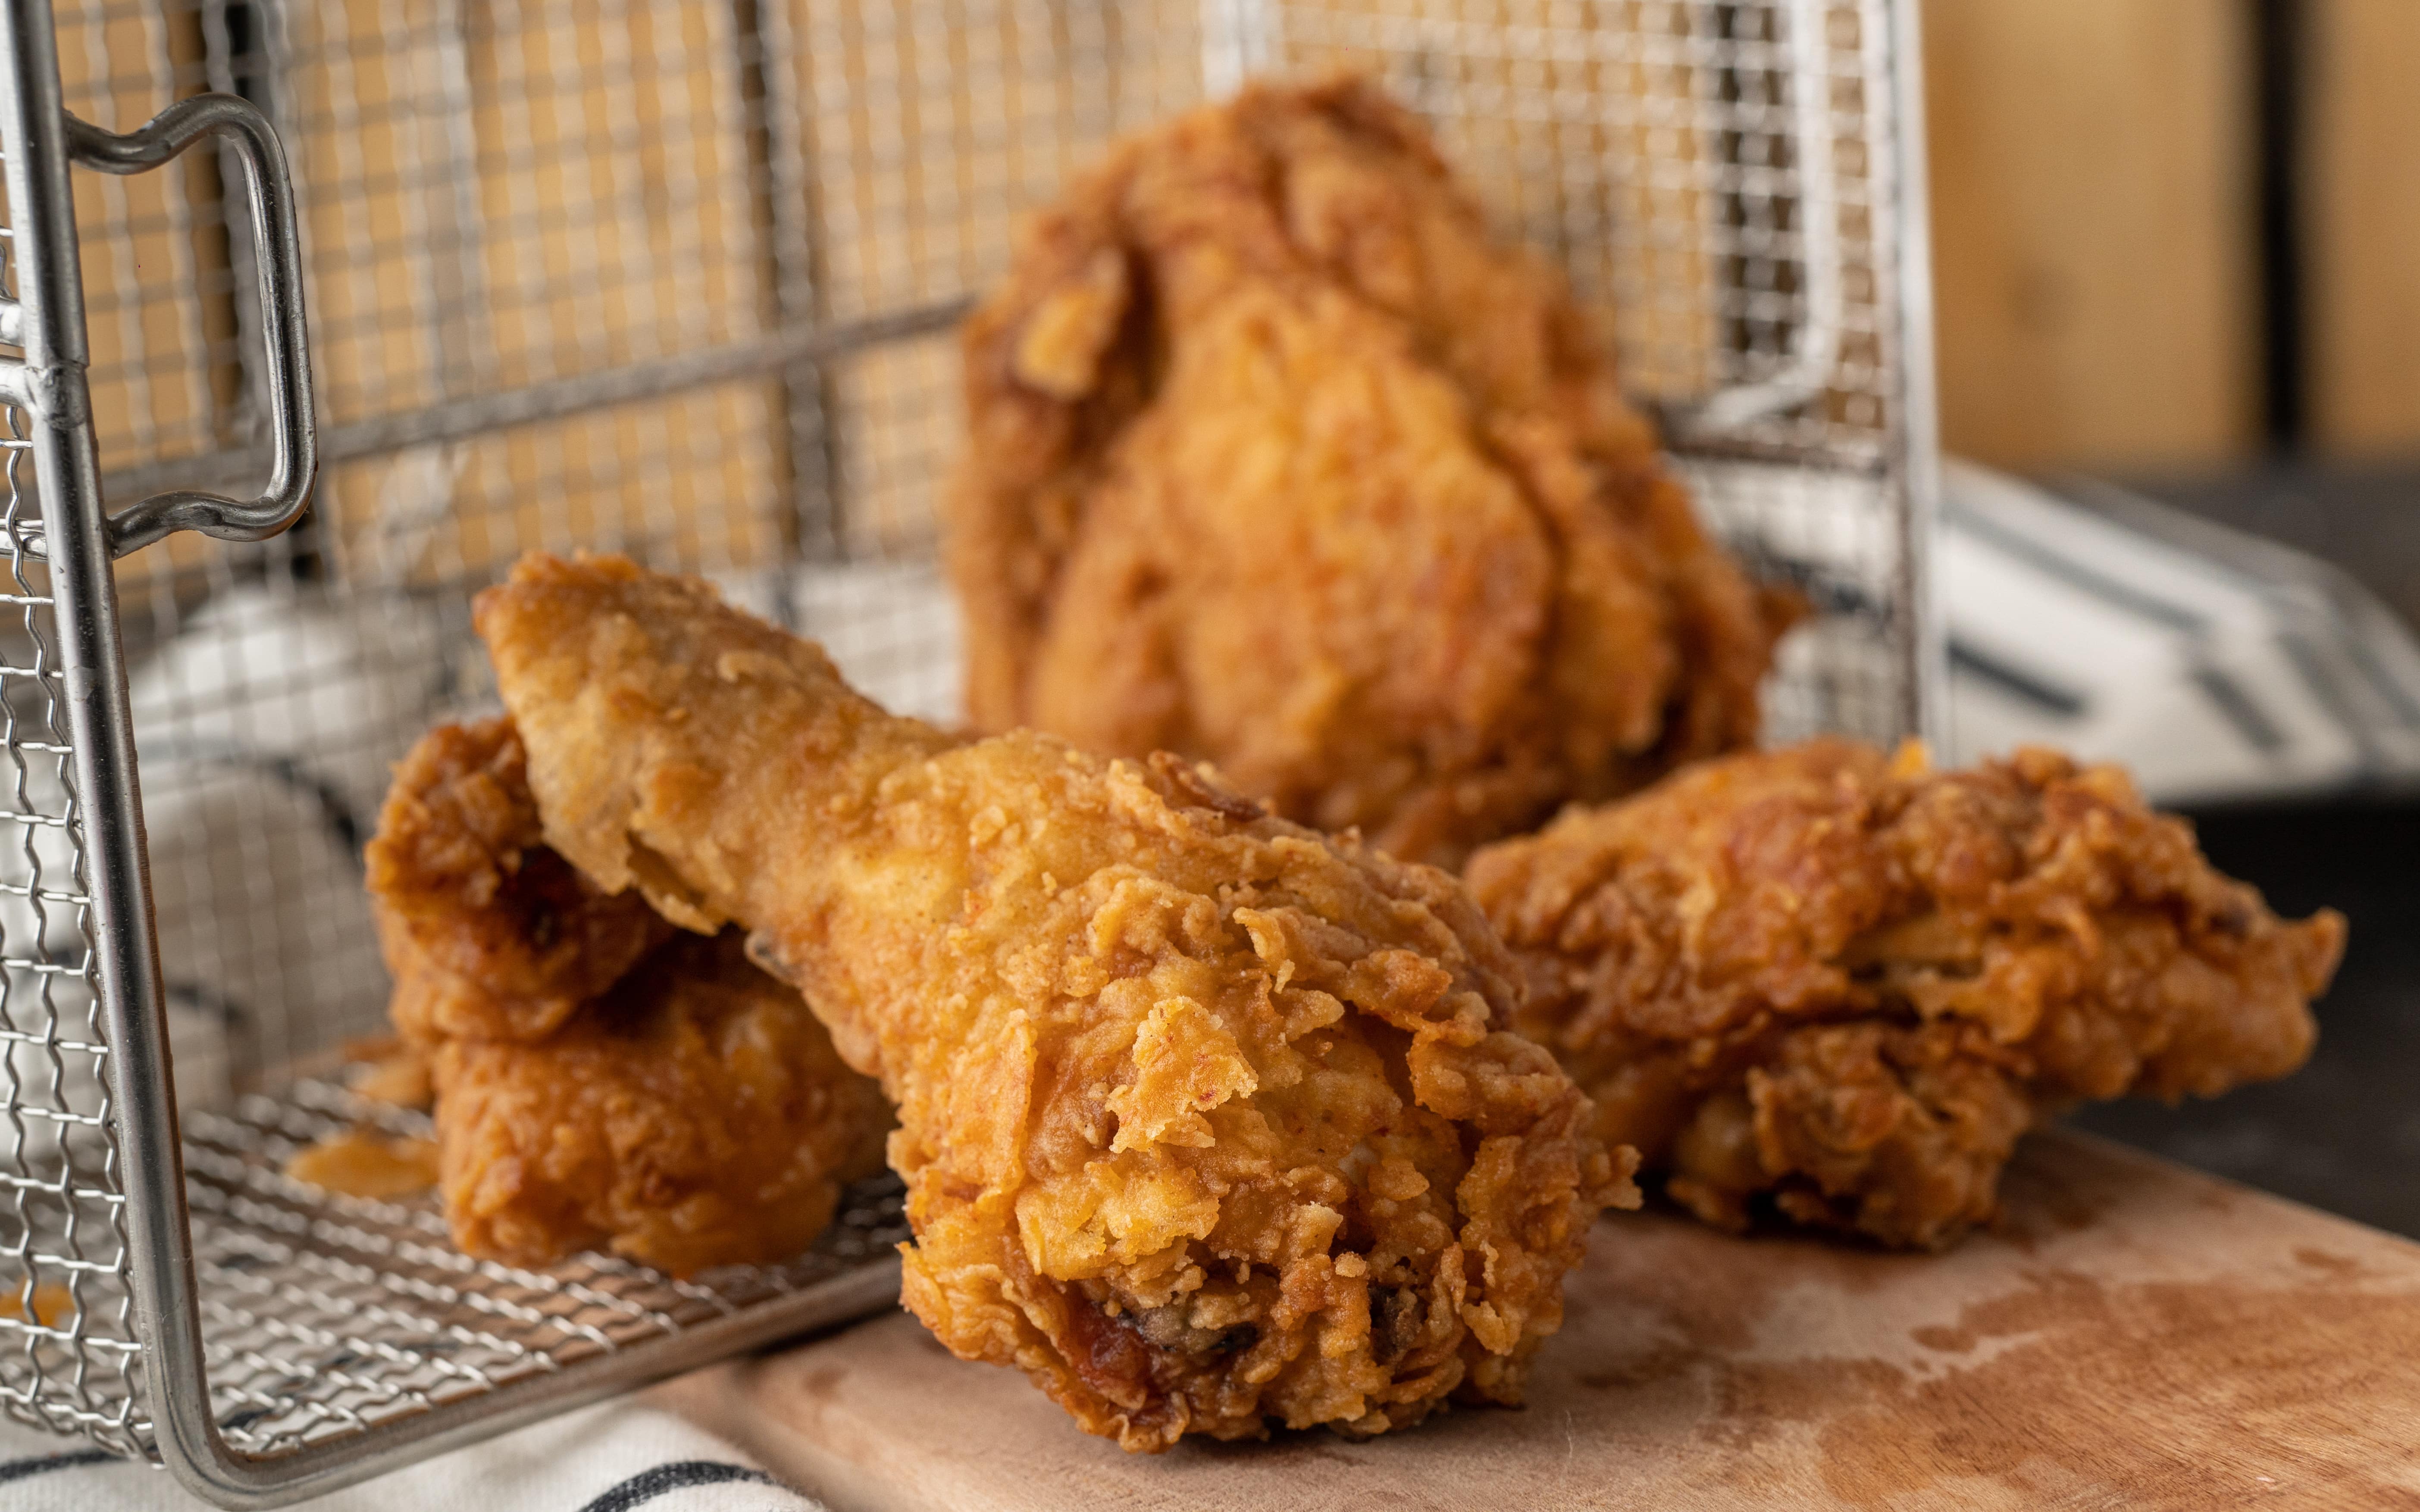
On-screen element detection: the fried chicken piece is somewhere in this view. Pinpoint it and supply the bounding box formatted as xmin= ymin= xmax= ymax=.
xmin=365 ymin=718 xmax=889 ymax=1276
xmin=430 ymin=928 xmax=890 ymax=1276
xmin=475 ymin=552 xmax=1633 ymax=1450
xmin=948 ymin=75 xmax=1790 ymax=870
xmin=369 ymin=718 xmax=674 ymax=1043
xmin=1465 ymin=739 xmax=2345 ymax=1250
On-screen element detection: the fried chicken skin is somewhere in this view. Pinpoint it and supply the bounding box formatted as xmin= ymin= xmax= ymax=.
xmin=948 ymin=75 xmax=1788 ymax=869
xmin=429 ymin=928 xmax=889 ymax=1277
xmin=366 ymin=718 xmax=889 ymax=1276
xmin=1465 ymin=740 xmax=2345 ymax=1250
xmin=474 ymin=552 xmax=1634 ymax=1450
xmin=369 ymin=718 xmax=674 ymax=1043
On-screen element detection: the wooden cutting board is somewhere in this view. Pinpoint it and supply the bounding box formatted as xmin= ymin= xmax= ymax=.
xmin=655 ymin=1131 xmax=2420 ymax=1510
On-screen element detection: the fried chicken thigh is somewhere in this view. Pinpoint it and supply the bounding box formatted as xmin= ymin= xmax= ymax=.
xmin=949 ymin=75 xmax=1788 ymax=869
xmin=475 ymin=552 xmax=1632 ymax=1449
xmin=1465 ymin=740 xmax=2344 ymax=1250
xmin=367 ymin=718 xmax=889 ymax=1276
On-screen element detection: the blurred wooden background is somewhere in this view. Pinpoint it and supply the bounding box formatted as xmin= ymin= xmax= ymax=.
xmin=1924 ymin=0 xmax=2258 ymax=470
xmin=2305 ymin=0 xmax=2420 ymax=457
xmin=1926 ymin=0 xmax=2420 ymax=471
xmin=47 ymin=0 xmax=2420 ymax=492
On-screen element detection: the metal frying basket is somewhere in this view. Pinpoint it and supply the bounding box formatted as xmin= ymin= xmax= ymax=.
xmin=0 ymin=0 xmax=1939 ymax=1501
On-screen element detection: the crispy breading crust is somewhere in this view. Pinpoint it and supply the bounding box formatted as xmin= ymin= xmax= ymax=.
xmin=1465 ymin=739 xmax=2345 ymax=1249
xmin=367 ymin=718 xmax=889 ymax=1276
xmin=947 ymin=75 xmax=1788 ymax=868
xmin=475 ymin=552 xmax=1635 ymax=1450
xmin=431 ymin=928 xmax=889 ymax=1277
xmin=368 ymin=718 xmax=673 ymax=1042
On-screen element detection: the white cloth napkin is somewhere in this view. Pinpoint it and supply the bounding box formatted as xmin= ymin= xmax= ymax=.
xmin=0 ymin=1400 xmax=824 ymax=1511
xmin=1941 ymin=460 xmax=2420 ymax=802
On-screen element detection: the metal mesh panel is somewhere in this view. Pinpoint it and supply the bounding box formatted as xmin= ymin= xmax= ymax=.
xmin=1274 ymin=0 xmax=1901 ymax=447
xmin=0 ymin=0 xmax=1928 ymax=1486
xmin=179 ymin=1078 xmax=907 ymax=1457
xmin=0 ymin=178 xmax=145 ymax=1451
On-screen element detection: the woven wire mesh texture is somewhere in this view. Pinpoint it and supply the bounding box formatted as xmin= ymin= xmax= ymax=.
xmin=0 ymin=186 xmax=145 ymax=1450
xmin=182 ymin=1079 xmax=907 ymax=1456
xmin=0 ymin=0 xmax=1925 ymax=1474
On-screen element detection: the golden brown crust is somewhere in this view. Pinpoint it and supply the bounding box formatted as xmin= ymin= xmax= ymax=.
xmin=367 ymin=717 xmax=889 ymax=1277
xmin=431 ymin=929 xmax=890 ymax=1277
xmin=368 ymin=718 xmax=673 ymax=1042
xmin=476 ymin=551 xmax=1634 ymax=1450
xmin=946 ymin=74 xmax=1784 ymax=868
xmin=1465 ymin=739 xmax=2346 ymax=1249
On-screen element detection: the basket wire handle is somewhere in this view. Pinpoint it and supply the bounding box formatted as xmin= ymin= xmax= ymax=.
xmin=60 ymin=94 xmax=317 ymax=557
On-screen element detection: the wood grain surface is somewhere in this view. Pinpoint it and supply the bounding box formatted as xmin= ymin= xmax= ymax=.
xmin=1922 ymin=0 xmax=2260 ymax=472
xmin=2308 ymin=0 xmax=2420 ymax=459
xmin=658 ymin=1130 xmax=2420 ymax=1511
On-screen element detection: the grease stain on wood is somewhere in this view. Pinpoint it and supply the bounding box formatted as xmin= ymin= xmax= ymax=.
xmin=684 ymin=1131 xmax=2420 ymax=1512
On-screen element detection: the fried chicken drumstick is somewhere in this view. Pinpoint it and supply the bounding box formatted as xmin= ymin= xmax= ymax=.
xmin=474 ymin=552 xmax=1633 ymax=1449
xmin=1465 ymin=740 xmax=2345 ymax=1250
xmin=367 ymin=718 xmax=889 ymax=1277
xmin=949 ymin=75 xmax=1789 ymax=869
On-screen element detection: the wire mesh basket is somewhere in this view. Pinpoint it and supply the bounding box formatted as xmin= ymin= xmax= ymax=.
xmin=0 ymin=0 xmax=1938 ymax=1501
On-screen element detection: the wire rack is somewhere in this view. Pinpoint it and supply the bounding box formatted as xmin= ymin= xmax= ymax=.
xmin=0 ymin=0 xmax=1938 ymax=1502
xmin=180 ymin=1084 xmax=908 ymax=1456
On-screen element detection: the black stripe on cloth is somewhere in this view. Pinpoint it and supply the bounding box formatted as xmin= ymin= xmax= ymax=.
xmin=1945 ymin=504 xmax=2208 ymax=633
xmin=0 ymin=1448 xmax=117 ymax=1484
xmin=256 ymin=752 xmax=368 ymax=856
xmin=150 ymin=744 xmax=369 ymax=863
xmin=2189 ymin=664 xmax=2290 ymax=754
xmin=1949 ymin=638 xmax=2088 ymax=719
xmin=577 ymin=1460 xmax=795 ymax=1512
xmin=2341 ymin=625 xmax=2420 ymax=730
xmin=2273 ymin=628 xmax=2382 ymax=762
